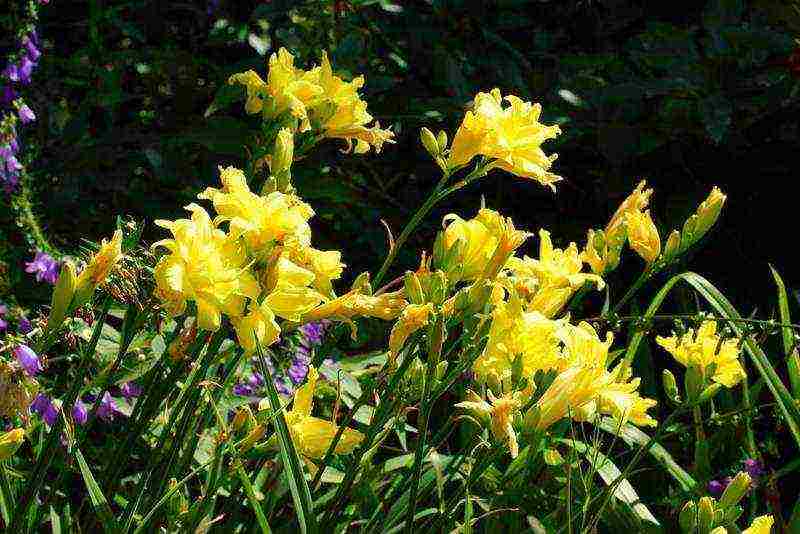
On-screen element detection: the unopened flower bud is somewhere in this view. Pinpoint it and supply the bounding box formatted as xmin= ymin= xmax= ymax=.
xmin=436 ymin=130 xmax=448 ymax=152
xmin=403 ymin=271 xmax=425 ymax=305
xmin=420 ymin=127 xmax=439 ymax=158
xmin=682 ymin=215 xmax=699 ymax=248
xmin=238 ymin=423 xmax=266 ymax=453
xmin=697 ymin=497 xmax=715 ymax=531
xmin=698 ymin=383 xmax=722 ymax=404
xmin=663 ymin=230 xmax=682 ymax=261
xmin=679 ymin=501 xmax=697 ymax=533
xmin=693 ymin=187 xmax=726 ymax=241
xmin=662 ymin=369 xmax=681 ymax=404
xmin=626 ymin=210 xmax=661 ymax=264
xmin=272 ymin=128 xmax=294 ymax=175
xmin=0 ymin=428 xmax=25 ymax=461
xmin=718 ymin=471 xmax=751 ymax=510
xmin=47 ymin=261 xmax=76 ymax=332
xmin=428 ymin=270 xmax=448 ymax=305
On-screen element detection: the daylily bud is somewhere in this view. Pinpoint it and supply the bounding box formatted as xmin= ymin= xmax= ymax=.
xmin=679 ymin=501 xmax=697 ymax=533
xmin=718 ymin=471 xmax=751 ymax=510
xmin=272 ymin=128 xmax=294 ymax=175
xmin=662 ymin=369 xmax=681 ymax=404
xmin=682 ymin=215 xmax=699 ymax=247
xmin=697 ymin=497 xmax=715 ymax=532
xmin=663 ymin=229 xmax=682 ymax=261
xmin=722 ymin=505 xmax=743 ymax=525
xmin=0 ymin=428 xmax=25 ymax=461
xmin=436 ymin=130 xmax=448 ymax=152
xmin=403 ymin=271 xmax=425 ymax=304
xmin=626 ymin=210 xmax=661 ymax=264
xmin=693 ymin=187 xmax=726 ymax=241
xmin=47 ymin=261 xmax=76 ymax=332
xmin=238 ymin=423 xmax=266 ymax=453
xmin=74 ymin=230 xmax=124 ymax=307
xmin=420 ymin=127 xmax=439 ymax=158
xmin=427 ymin=270 xmax=448 ymax=306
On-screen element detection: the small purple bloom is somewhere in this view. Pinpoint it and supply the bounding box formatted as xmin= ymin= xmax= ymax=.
xmin=119 ymin=382 xmax=143 ymax=400
xmin=248 ymin=372 xmax=265 ymax=388
xmin=0 ymin=85 xmax=16 ymax=105
xmin=274 ymin=377 xmax=294 ymax=396
xmin=25 ymin=251 xmax=59 ymax=284
xmin=3 ymin=63 xmax=19 ymax=82
xmin=23 ymin=38 xmax=41 ymax=61
xmin=744 ymin=458 xmax=765 ymax=479
xmin=18 ymin=104 xmax=35 ymax=124
xmin=14 ymin=344 xmax=42 ymax=376
xmin=0 ymin=303 xmax=7 ymax=315
xmin=300 ymin=321 xmax=327 ymax=346
xmin=18 ymin=316 xmax=32 ymax=334
xmin=233 ymin=383 xmax=253 ymax=397
xmin=73 ymin=400 xmax=88 ymax=425
xmin=288 ymin=359 xmax=309 ymax=385
xmin=31 ymin=393 xmax=51 ymax=415
xmin=96 ymin=392 xmax=121 ymax=422
xmin=5 ymin=155 xmax=22 ymax=172
xmin=708 ymin=479 xmax=725 ymax=497
xmin=17 ymin=57 xmax=35 ymax=85
xmin=43 ymin=402 xmax=60 ymax=426
xmin=0 ymin=317 xmax=7 ymax=332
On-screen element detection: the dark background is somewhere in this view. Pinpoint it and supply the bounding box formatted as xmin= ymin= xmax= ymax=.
xmin=4 ymin=0 xmax=800 ymax=315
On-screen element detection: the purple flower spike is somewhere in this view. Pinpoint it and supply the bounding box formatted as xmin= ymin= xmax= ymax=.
xmin=18 ymin=316 xmax=32 ymax=334
xmin=233 ymin=383 xmax=253 ymax=397
xmin=31 ymin=393 xmax=51 ymax=415
xmin=43 ymin=402 xmax=60 ymax=426
xmin=73 ymin=400 xmax=88 ymax=425
xmin=25 ymin=251 xmax=59 ymax=284
xmin=23 ymin=38 xmax=41 ymax=61
xmin=18 ymin=104 xmax=35 ymax=124
xmin=14 ymin=344 xmax=42 ymax=376
xmin=97 ymin=392 xmax=121 ymax=422
xmin=120 ymin=382 xmax=143 ymax=400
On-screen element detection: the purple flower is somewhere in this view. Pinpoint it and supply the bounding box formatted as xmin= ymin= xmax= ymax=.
xmin=744 ymin=458 xmax=765 ymax=479
xmin=73 ymin=400 xmax=88 ymax=425
xmin=288 ymin=359 xmax=309 ymax=385
xmin=233 ymin=383 xmax=254 ymax=397
xmin=4 ymin=155 xmax=22 ymax=172
xmin=248 ymin=372 xmax=265 ymax=388
xmin=0 ymin=303 xmax=7 ymax=315
xmin=0 ymin=85 xmax=16 ymax=105
xmin=96 ymin=392 xmax=122 ymax=422
xmin=274 ymin=377 xmax=294 ymax=396
xmin=708 ymin=479 xmax=725 ymax=497
xmin=14 ymin=344 xmax=42 ymax=376
xmin=43 ymin=402 xmax=60 ymax=426
xmin=18 ymin=104 xmax=35 ymax=124
xmin=3 ymin=64 xmax=19 ymax=82
xmin=119 ymin=382 xmax=143 ymax=400
xmin=25 ymin=251 xmax=59 ymax=284
xmin=0 ymin=317 xmax=7 ymax=332
xmin=31 ymin=393 xmax=51 ymax=414
xmin=23 ymin=37 xmax=41 ymax=62
xmin=17 ymin=57 xmax=35 ymax=85
xmin=18 ymin=316 xmax=32 ymax=334
xmin=299 ymin=321 xmax=327 ymax=346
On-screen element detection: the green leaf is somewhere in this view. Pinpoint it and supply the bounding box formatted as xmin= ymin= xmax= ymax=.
xmin=256 ymin=346 xmax=318 ymax=534
xmin=74 ymin=447 xmax=117 ymax=531
xmin=558 ymin=439 xmax=660 ymax=528
xmin=770 ymin=265 xmax=800 ymax=397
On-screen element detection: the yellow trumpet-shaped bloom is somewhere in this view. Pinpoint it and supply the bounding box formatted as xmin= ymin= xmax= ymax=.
xmin=448 ymin=88 xmax=562 ymax=189
xmin=284 ymin=366 xmax=364 ymax=461
xmin=456 ymin=385 xmax=533 ymax=458
xmin=656 ymin=321 xmax=746 ymax=388
xmin=504 ymin=229 xmax=603 ymax=318
xmin=527 ymin=364 xmax=606 ymax=431
xmin=439 ymin=212 xmax=499 ymax=283
xmin=556 ymin=321 xmax=613 ymax=370
xmin=606 ymin=180 xmax=653 ymax=241
xmin=388 ymin=303 xmax=434 ymax=365
xmin=573 ymin=365 xmax=658 ymax=428
xmin=313 ymin=52 xmax=394 ymax=154
xmin=742 ymin=515 xmax=774 ymax=534
xmin=74 ymin=229 xmax=123 ymax=304
xmin=153 ymin=204 xmax=260 ymax=331
xmin=625 ymin=209 xmax=661 ymax=264
xmin=473 ymin=296 xmax=563 ymax=385
xmin=232 ymin=257 xmax=325 ymax=352
xmin=0 ymin=428 xmax=25 ymax=461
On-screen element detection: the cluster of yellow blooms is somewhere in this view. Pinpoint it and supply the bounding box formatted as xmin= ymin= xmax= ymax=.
xmin=229 ymin=48 xmax=394 ymax=154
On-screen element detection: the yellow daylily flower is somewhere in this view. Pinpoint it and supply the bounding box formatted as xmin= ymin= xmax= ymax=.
xmin=527 ymin=364 xmax=606 ymax=431
xmin=232 ymin=257 xmax=324 ymax=352
xmin=448 ymin=88 xmax=562 ymax=189
xmin=199 ymin=166 xmax=315 ymax=260
xmin=580 ymin=228 xmax=621 ymax=276
xmin=153 ymin=204 xmax=260 ymax=331
xmin=388 ymin=303 xmax=434 ymax=365
xmin=626 ymin=209 xmax=661 ymax=263
xmin=302 ymin=275 xmax=407 ymax=324
xmin=656 ymin=321 xmax=746 ymax=388
xmin=503 ymin=229 xmax=603 ymax=318
xmin=283 ymin=366 xmax=364 ymax=462
xmin=456 ymin=384 xmax=534 ymax=458
xmin=556 ymin=321 xmax=613 ymax=370
xmin=743 ymin=515 xmax=774 ymax=534
xmin=574 ymin=364 xmax=658 ymax=428
xmin=473 ymin=296 xmax=563 ymax=385
xmin=313 ymin=52 xmax=394 ymax=154
xmin=0 ymin=428 xmax=25 ymax=461
xmin=73 ymin=229 xmax=123 ymax=304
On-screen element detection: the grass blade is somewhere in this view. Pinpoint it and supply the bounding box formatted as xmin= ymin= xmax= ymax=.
xmin=770 ymin=265 xmax=800 ymax=398
xmin=256 ymin=345 xmax=318 ymax=534
xmin=74 ymin=446 xmax=117 ymax=531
